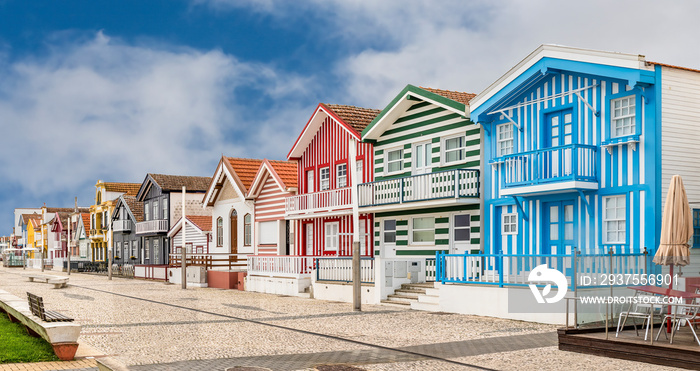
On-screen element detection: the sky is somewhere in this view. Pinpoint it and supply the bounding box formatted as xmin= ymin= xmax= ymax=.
xmin=2 ymin=0 xmax=700 ymax=233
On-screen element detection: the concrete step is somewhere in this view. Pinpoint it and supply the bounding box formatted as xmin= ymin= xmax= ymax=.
xmin=425 ymin=288 xmax=440 ymax=296
xmin=401 ymin=282 xmax=434 ymax=289
xmin=381 ymin=299 xmax=411 ymax=308
xmin=297 ymin=292 xmax=311 ymax=299
xmin=394 ymin=289 xmax=425 ymax=297
xmin=387 ymin=294 xmax=418 ymax=304
xmin=418 ymin=295 xmax=439 ymax=304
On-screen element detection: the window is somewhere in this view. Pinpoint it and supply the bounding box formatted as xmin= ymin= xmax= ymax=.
xmin=693 ymin=209 xmax=700 ymax=248
xmin=385 ymin=149 xmax=403 ymax=174
xmin=144 ymin=239 xmax=150 ymax=260
xmin=116 ymin=242 xmax=122 ymax=258
xmin=356 ymin=160 xmax=363 ymax=183
xmin=259 ymin=221 xmax=277 ymax=245
xmin=611 ymin=96 xmax=636 ymax=138
xmin=412 ymin=217 xmax=434 ymax=243
xmin=502 ymin=213 xmax=518 ymax=235
xmin=497 ymin=124 xmax=514 ymax=157
xmin=162 ymin=199 xmax=168 ymax=220
xmin=244 ymin=214 xmax=252 ymax=246
xmin=413 ymin=142 xmax=432 ymax=174
xmin=454 ymin=214 xmax=471 ymax=242
xmin=443 ymin=135 xmax=466 ymax=164
xmin=153 ymin=200 xmax=159 ymax=221
xmin=324 ymin=222 xmax=339 ymax=251
xmin=336 ymin=163 xmax=347 ymax=188
xmin=102 ymin=211 xmax=107 ymax=228
xmin=603 ymin=195 xmax=626 ymax=244
xmin=216 ymin=217 xmax=223 ymax=247
xmin=145 ymin=202 xmax=150 ymax=221
xmin=306 ymin=170 xmax=314 ymax=193
xmin=320 ymin=167 xmax=330 ymax=191
xmin=383 ymin=220 xmax=396 ymax=243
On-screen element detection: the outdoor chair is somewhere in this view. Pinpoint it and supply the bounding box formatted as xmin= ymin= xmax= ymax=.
xmin=655 ymin=304 xmax=700 ymax=346
xmin=616 ymin=295 xmax=663 ymax=341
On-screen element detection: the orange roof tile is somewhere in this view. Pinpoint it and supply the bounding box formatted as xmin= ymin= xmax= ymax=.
xmin=226 ymin=157 xmax=265 ymax=191
xmin=323 ymin=104 xmax=381 ymax=134
xmin=104 ymin=182 xmax=142 ymax=196
xmin=187 ymin=215 xmax=212 ymax=232
xmin=420 ymin=87 xmax=476 ymax=105
xmin=268 ymin=160 xmax=298 ymax=188
xmin=80 ymin=213 xmax=90 ymax=235
xmin=648 ymin=61 xmax=700 ymax=74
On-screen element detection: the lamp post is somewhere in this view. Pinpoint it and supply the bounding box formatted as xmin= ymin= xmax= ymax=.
xmin=182 ymin=186 xmax=187 ymax=290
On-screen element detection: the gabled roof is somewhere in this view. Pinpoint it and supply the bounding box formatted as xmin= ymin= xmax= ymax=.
xmin=167 ymin=215 xmax=213 ymax=238
xmin=21 ymin=213 xmax=42 ymax=226
xmin=469 ymin=44 xmax=653 ymax=118
xmin=103 ymin=182 xmax=141 ymax=196
xmin=202 ymin=156 xmax=264 ymax=206
xmin=112 ymin=195 xmax=145 ymax=223
xmin=362 ymin=84 xmax=475 ymax=141
xmin=137 ymin=174 xmax=211 ymax=201
xmin=46 ymin=207 xmax=89 ymax=213
xmin=287 ymin=103 xmax=380 ymax=159
xmin=248 ymin=159 xmax=298 ymax=198
xmin=80 ymin=213 xmax=90 ymax=237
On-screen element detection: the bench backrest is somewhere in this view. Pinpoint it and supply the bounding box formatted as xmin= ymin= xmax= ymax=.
xmin=27 ymin=292 xmax=46 ymax=321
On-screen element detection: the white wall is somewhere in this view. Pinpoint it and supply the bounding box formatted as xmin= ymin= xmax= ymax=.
xmin=210 ymin=185 xmax=254 ymax=255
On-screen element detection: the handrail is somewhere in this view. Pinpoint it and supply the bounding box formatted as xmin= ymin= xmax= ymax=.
xmin=500 ymin=143 xmax=597 ymax=159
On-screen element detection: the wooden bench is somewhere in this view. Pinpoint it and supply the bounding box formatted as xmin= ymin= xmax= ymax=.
xmin=27 ymin=292 xmax=74 ymax=322
xmin=0 ymin=289 xmax=80 ymax=360
xmin=23 ymin=274 xmax=69 ymax=289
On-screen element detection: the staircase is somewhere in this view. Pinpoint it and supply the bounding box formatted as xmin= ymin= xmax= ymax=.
xmin=381 ymin=283 xmax=438 ymax=309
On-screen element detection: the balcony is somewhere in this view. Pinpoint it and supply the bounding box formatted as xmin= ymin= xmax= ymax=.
xmin=358 ymin=169 xmax=480 ymax=209
xmin=136 ymin=219 xmax=169 ymax=235
xmin=90 ymin=228 xmax=104 ymax=237
xmin=285 ymin=187 xmax=352 ymax=217
xmin=113 ymin=220 xmax=132 ymax=233
xmin=499 ymin=144 xmax=598 ymax=196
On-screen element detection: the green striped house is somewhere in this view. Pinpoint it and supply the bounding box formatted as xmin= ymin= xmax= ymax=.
xmin=359 ymin=85 xmax=482 ymax=258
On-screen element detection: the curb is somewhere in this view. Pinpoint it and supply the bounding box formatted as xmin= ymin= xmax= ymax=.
xmin=96 ymin=357 xmax=130 ymax=371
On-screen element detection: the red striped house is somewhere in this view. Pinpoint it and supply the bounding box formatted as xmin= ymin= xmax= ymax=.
xmin=248 ymin=159 xmax=298 ymax=255
xmin=286 ymin=104 xmax=379 ymax=257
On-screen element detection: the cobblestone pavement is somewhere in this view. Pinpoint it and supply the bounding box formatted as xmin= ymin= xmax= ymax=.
xmin=0 ymin=268 xmax=682 ymax=370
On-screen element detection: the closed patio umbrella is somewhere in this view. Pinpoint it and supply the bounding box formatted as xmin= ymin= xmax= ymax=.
xmin=653 ymin=175 xmax=693 ymax=275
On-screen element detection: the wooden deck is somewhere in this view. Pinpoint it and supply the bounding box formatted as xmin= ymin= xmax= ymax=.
xmin=559 ymin=325 xmax=700 ymax=369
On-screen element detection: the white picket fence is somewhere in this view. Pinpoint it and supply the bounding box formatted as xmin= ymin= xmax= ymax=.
xmin=247 ymin=255 xmax=319 ymax=277
xmin=316 ymin=257 xmax=375 ymax=283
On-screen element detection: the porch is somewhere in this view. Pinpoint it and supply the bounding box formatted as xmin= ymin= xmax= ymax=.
xmin=358 ymin=169 xmax=479 ymax=211
xmin=498 ymin=144 xmax=598 ymax=196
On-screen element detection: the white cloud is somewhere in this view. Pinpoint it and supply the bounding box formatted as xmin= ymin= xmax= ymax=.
xmin=0 ymin=31 xmax=312 ymax=204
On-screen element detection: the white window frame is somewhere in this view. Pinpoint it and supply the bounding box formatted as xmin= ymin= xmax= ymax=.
xmin=216 ymin=217 xmax=223 ymax=247
xmin=603 ymin=195 xmax=626 ymax=244
xmin=336 ymin=163 xmax=347 ymax=188
xmin=153 ymin=239 xmax=160 ymax=262
xmin=258 ymin=220 xmax=277 ymax=245
xmin=413 ymin=141 xmax=432 ymax=174
xmin=306 ymin=169 xmax=314 ymax=193
xmin=502 ymin=213 xmax=518 ymax=235
xmin=324 ymin=222 xmax=339 ymax=252
xmin=319 ymin=167 xmax=330 ymax=191
xmin=410 ymin=216 xmax=435 ymax=245
xmin=611 ymin=96 xmax=636 ymax=138
xmin=383 ymin=219 xmax=397 ymax=244
xmin=162 ymin=199 xmax=168 ymax=220
xmin=496 ymin=124 xmax=514 ymax=157
xmin=384 ymin=147 xmax=404 ymax=175
xmin=144 ymin=202 xmax=150 ymax=221
xmin=441 ymin=134 xmax=466 ymax=165
xmin=453 ymin=214 xmax=471 ymax=242
xmin=356 ymin=160 xmax=363 ymax=184
xmin=153 ymin=200 xmax=159 ymax=221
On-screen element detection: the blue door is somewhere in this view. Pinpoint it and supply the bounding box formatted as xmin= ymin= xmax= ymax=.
xmin=543 ymin=109 xmax=574 ymax=180
xmin=543 ymin=200 xmax=575 ymax=256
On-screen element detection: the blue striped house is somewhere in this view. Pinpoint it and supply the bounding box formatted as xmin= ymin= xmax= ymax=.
xmin=470 ymin=44 xmax=700 ymax=266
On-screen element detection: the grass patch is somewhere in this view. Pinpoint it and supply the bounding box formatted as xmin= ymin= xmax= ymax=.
xmin=0 ymin=312 xmax=58 ymax=363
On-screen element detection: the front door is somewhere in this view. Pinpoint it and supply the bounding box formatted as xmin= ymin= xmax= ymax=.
xmin=305 ymin=223 xmax=314 ymax=256
xmin=544 ymin=109 xmax=574 ymax=178
xmin=451 ymin=214 xmax=471 ymax=254
xmin=230 ymin=210 xmax=238 ymax=260
xmin=543 ymin=201 xmax=575 ymax=273
xmin=412 ymin=141 xmax=432 ymax=175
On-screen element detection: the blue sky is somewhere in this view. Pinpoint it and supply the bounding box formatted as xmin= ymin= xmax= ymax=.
xmin=2 ymin=0 xmax=700 ymax=233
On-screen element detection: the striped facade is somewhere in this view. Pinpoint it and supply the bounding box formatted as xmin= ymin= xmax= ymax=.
xmin=361 ymin=85 xmax=482 ymax=258
xmin=255 ymin=175 xmax=292 ymax=223
xmin=171 ymin=222 xmax=210 ymax=254
xmin=470 ymin=45 xmax=662 ymax=259
xmin=287 ymin=104 xmax=378 ymax=257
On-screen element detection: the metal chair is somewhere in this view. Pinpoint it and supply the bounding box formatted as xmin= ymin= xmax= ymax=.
xmin=616 ymin=295 xmax=663 ymax=340
xmin=655 ymin=303 xmax=700 ymax=345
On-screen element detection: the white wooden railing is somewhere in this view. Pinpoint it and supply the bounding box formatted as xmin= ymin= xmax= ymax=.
xmin=113 ymin=220 xmax=132 ymax=233
xmin=358 ymin=169 xmax=479 ymax=207
xmin=315 ymin=257 xmax=375 ymax=283
xmin=502 ymin=144 xmax=597 ymax=188
xmin=285 ymin=187 xmax=352 ymax=214
xmin=247 ymin=255 xmax=320 ymax=277
xmin=136 ymin=219 xmax=169 ymax=234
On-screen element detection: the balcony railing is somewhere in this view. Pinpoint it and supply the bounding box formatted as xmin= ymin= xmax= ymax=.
xmin=285 ymin=187 xmax=352 ymax=215
xmin=316 ymin=257 xmax=375 ymax=284
xmin=113 ymin=220 xmax=132 ymax=233
xmin=247 ymin=255 xmax=319 ymax=277
xmin=136 ymin=219 xmax=169 ymax=235
xmin=502 ymin=144 xmax=597 ymax=188
xmin=358 ymin=169 xmax=479 ymax=207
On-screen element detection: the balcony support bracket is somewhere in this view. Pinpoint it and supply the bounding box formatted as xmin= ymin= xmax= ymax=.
xmin=510 ymin=196 xmax=528 ymax=222
xmin=577 ymin=190 xmax=594 ymax=216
